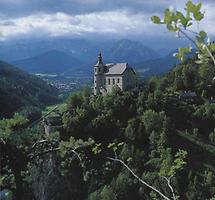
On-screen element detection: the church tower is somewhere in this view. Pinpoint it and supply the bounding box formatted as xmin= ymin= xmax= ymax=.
xmin=94 ymin=52 xmax=104 ymax=95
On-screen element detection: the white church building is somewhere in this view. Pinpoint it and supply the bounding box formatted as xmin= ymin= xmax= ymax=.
xmin=93 ymin=52 xmax=137 ymax=95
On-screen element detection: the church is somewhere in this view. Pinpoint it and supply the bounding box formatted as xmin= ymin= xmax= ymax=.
xmin=93 ymin=52 xmax=137 ymax=95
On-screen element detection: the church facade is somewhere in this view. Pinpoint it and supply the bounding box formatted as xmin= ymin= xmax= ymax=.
xmin=93 ymin=52 xmax=137 ymax=95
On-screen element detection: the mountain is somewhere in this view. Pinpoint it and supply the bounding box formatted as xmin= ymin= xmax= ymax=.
xmin=0 ymin=39 xmax=95 ymax=62
xmin=134 ymin=52 xmax=178 ymax=78
xmin=0 ymin=60 xmax=59 ymax=118
xmin=0 ymin=39 xmax=160 ymax=64
xmin=135 ymin=49 xmax=196 ymax=78
xmin=101 ymin=39 xmax=160 ymax=64
xmin=4 ymin=39 xmax=160 ymax=76
xmin=12 ymin=50 xmax=82 ymax=74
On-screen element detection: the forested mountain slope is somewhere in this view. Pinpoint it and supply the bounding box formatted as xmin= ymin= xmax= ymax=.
xmin=57 ymin=59 xmax=215 ymax=200
xmin=2 ymin=57 xmax=215 ymax=200
xmin=0 ymin=60 xmax=59 ymax=118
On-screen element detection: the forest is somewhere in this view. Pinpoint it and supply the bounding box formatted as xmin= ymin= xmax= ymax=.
xmin=0 ymin=60 xmax=59 ymax=119
xmin=1 ymin=56 xmax=215 ymax=200
xmin=1 ymin=1 xmax=215 ymax=200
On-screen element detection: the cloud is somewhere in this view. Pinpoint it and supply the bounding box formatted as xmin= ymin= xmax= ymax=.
xmin=201 ymin=2 xmax=215 ymax=37
xmin=0 ymin=10 xmax=167 ymax=40
xmin=0 ymin=0 xmax=214 ymax=42
xmin=0 ymin=0 xmax=171 ymax=17
xmin=0 ymin=21 xmax=16 ymax=26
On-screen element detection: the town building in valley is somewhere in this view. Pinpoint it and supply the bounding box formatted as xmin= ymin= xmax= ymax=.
xmin=93 ymin=52 xmax=137 ymax=95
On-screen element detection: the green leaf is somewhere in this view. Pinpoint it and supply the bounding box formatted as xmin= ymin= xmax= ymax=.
xmin=186 ymin=0 xmax=197 ymax=13
xmin=166 ymin=24 xmax=178 ymax=32
xmin=107 ymin=143 xmax=115 ymax=148
xmin=126 ymin=157 xmax=133 ymax=162
xmin=117 ymin=142 xmax=124 ymax=147
xmin=210 ymin=43 xmax=215 ymax=50
xmin=196 ymin=35 xmax=203 ymax=43
xmin=199 ymin=31 xmax=207 ymax=40
xmin=176 ymin=11 xmax=190 ymax=27
xmin=164 ymin=9 xmax=175 ymax=24
xmin=92 ymin=143 xmax=102 ymax=154
xmin=194 ymin=11 xmax=204 ymax=21
xmin=187 ymin=22 xmax=193 ymax=27
xmin=186 ymin=0 xmax=204 ymax=21
xmin=113 ymin=146 xmax=118 ymax=152
xmin=196 ymin=2 xmax=202 ymax=11
xmin=177 ymin=47 xmax=192 ymax=61
xmin=151 ymin=16 xmax=161 ymax=24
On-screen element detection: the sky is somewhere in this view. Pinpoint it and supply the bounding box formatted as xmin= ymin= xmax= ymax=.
xmin=0 ymin=0 xmax=214 ymax=48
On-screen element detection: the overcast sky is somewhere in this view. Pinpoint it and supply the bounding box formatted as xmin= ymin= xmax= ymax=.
xmin=0 ymin=0 xmax=214 ymax=48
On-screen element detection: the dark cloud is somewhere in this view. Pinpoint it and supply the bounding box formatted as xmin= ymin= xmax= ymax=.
xmin=0 ymin=21 xmax=15 ymax=26
xmin=0 ymin=0 xmax=213 ymax=18
xmin=0 ymin=0 xmax=214 ymax=43
xmin=0 ymin=0 xmax=172 ymax=17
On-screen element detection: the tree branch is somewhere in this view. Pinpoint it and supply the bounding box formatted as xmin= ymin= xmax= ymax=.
xmin=30 ymin=145 xmax=82 ymax=164
xmin=107 ymin=157 xmax=171 ymax=200
xmin=30 ymin=147 xmax=60 ymax=159
xmin=205 ymin=45 xmax=215 ymax=66
xmin=179 ymin=29 xmax=197 ymax=48
xmin=161 ymin=176 xmax=177 ymax=200
xmin=32 ymin=139 xmax=49 ymax=149
xmin=179 ymin=28 xmax=215 ymax=66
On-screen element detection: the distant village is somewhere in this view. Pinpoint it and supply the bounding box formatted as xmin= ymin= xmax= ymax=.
xmin=36 ymin=74 xmax=91 ymax=93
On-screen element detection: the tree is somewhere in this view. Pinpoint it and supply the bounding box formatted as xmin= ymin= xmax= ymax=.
xmin=0 ymin=114 xmax=32 ymax=200
xmin=151 ymin=0 xmax=215 ymax=66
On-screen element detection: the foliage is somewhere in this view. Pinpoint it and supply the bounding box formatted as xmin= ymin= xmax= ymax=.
xmin=1 ymin=1 xmax=215 ymax=199
xmin=0 ymin=60 xmax=59 ymax=118
xmin=151 ymin=0 xmax=215 ymax=66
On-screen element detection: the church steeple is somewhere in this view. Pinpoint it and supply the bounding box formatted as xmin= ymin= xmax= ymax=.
xmin=95 ymin=51 xmax=103 ymax=66
xmin=93 ymin=52 xmax=105 ymax=95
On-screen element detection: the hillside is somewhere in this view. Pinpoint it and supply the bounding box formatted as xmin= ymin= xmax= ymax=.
xmin=12 ymin=50 xmax=82 ymax=74
xmin=0 ymin=60 xmax=59 ymax=118
xmin=135 ymin=52 xmax=178 ymax=77
xmin=57 ymin=59 xmax=215 ymax=200
xmin=135 ymin=50 xmax=196 ymax=78
xmin=1 ymin=55 xmax=215 ymax=200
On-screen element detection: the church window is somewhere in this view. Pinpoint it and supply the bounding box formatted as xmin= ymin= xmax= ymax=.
xmin=117 ymin=78 xmax=120 ymax=83
xmin=95 ymin=68 xmax=96 ymax=73
xmin=113 ymin=78 xmax=115 ymax=84
xmin=108 ymin=78 xmax=110 ymax=85
xmin=98 ymin=68 xmax=100 ymax=72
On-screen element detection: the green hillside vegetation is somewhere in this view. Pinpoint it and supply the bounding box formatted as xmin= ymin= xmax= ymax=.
xmin=1 ymin=57 xmax=215 ymax=200
xmin=0 ymin=60 xmax=59 ymax=118
xmin=58 ymin=59 xmax=215 ymax=200
xmin=1 ymin=1 xmax=215 ymax=199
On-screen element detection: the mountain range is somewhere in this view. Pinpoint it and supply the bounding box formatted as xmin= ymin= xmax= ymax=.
xmin=0 ymin=38 xmax=179 ymax=77
xmin=12 ymin=50 xmax=82 ymax=74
